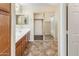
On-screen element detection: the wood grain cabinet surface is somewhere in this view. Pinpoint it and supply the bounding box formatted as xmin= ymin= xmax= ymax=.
xmin=16 ymin=41 xmax=22 ymax=56
xmin=16 ymin=34 xmax=29 ymax=56
xmin=0 ymin=3 xmax=11 ymax=56
xmin=0 ymin=3 xmax=10 ymax=12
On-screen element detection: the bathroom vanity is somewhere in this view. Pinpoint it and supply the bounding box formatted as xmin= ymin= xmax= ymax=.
xmin=16 ymin=26 xmax=30 ymax=56
xmin=15 ymin=4 xmax=30 ymax=56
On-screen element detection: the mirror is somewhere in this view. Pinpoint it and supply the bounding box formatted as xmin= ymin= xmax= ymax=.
xmin=16 ymin=15 xmax=28 ymax=25
xmin=15 ymin=3 xmax=28 ymax=25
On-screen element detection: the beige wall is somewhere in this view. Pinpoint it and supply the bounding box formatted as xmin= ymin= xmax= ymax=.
xmin=44 ymin=21 xmax=51 ymax=35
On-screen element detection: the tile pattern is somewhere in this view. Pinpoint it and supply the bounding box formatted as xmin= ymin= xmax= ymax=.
xmin=45 ymin=35 xmax=54 ymax=40
xmin=24 ymin=40 xmax=58 ymax=56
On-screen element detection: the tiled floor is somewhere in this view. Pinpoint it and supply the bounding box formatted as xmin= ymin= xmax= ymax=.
xmin=45 ymin=35 xmax=54 ymax=40
xmin=24 ymin=35 xmax=58 ymax=56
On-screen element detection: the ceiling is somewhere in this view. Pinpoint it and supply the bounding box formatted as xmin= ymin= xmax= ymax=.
xmin=17 ymin=3 xmax=59 ymax=7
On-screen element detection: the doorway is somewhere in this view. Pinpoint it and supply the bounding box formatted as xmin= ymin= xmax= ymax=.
xmin=34 ymin=19 xmax=43 ymax=40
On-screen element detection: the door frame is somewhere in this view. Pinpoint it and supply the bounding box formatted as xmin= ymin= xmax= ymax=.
xmin=11 ymin=4 xmax=16 ymax=56
xmin=58 ymin=4 xmax=67 ymax=56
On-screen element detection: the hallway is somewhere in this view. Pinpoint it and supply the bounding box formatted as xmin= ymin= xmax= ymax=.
xmin=15 ymin=3 xmax=59 ymax=56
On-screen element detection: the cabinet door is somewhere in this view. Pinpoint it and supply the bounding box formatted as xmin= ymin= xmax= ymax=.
xmin=16 ymin=43 xmax=22 ymax=56
xmin=16 ymin=35 xmax=29 ymax=56
xmin=21 ymin=35 xmax=26 ymax=55
xmin=0 ymin=12 xmax=10 ymax=56
xmin=0 ymin=3 xmax=10 ymax=12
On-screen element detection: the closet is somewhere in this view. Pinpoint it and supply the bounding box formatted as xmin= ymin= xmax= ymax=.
xmin=0 ymin=3 xmax=11 ymax=56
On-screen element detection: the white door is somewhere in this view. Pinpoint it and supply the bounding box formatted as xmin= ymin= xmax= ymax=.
xmin=68 ymin=4 xmax=79 ymax=56
xmin=34 ymin=19 xmax=43 ymax=35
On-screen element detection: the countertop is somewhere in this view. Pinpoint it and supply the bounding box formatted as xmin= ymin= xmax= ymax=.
xmin=15 ymin=25 xmax=30 ymax=43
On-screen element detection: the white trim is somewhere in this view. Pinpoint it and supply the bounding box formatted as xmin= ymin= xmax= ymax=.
xmin=11 ymin=4 xmax=16 ymax=56
xmin=58 ymin=4 xmax=66 ymax=56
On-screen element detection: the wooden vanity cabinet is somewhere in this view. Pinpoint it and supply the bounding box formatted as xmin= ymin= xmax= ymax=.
xmin=16 ymin=35 xmax=28 ymax=56
xmin=0 ymin=3 xmax=11 ymax=56
xmin=16 ymin=41 xmax=22 ymax=56
xmin=21 ymin=35 xmax=27 ymax=55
